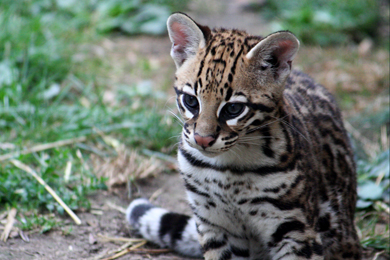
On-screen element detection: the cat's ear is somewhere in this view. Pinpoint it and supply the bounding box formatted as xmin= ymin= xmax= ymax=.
xmin=246 ymin=31 xmax=299 ymax=81
xmin=167 ymin=13 xmax=211 ymax=68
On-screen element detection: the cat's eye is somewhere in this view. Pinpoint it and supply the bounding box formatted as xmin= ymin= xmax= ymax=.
xmin=183 ymin=94 xmax=199 ymax=111
xmin=222 ymin=103 xmax=245 ymax=118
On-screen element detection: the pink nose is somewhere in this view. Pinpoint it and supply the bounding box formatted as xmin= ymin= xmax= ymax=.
xmin=194 ymin=134 xmax=215 ymax=148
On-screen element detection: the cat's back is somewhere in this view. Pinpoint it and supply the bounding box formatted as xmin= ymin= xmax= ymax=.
xmin=282 ymin=69 xmax=359 ymax=258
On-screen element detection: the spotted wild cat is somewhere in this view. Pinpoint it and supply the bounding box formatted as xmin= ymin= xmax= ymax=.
xmin=126 ymin=12 xmax=362 ymax=260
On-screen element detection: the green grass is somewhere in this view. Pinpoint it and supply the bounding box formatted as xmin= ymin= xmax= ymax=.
xmin=356 ymin=211 xmax=390 ymax=253
xmin=17 ymin=212 xmax=62 ymax=233
xmin=0 ymin=0 xmax=181 ymax=227
xmin=355 ymin=151 xmax=390 ymax=254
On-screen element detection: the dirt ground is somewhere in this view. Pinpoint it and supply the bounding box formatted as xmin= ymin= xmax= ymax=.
xmin=0 ymin=172 xmax=197 ymax=260
xmin=0 ymin=1 xmax=388 ymax=259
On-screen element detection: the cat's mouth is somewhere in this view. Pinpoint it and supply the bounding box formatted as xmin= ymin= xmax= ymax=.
xmin=185 ymin=139 xmax=223 ymax=157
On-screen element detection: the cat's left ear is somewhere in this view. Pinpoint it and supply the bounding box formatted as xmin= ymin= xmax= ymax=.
xmin=246 ymin=31 xmax=299 ymax=81
xmin=167 ymin=13 xmax=211 ymax=69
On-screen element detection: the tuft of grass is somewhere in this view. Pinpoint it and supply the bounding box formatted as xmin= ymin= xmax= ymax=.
xmin=356 ymin=211 xmax=390 ymax=253
xmin=17 ymin=212 xmax=61 ymax=233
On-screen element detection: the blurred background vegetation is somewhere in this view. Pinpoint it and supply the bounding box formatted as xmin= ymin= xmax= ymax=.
xmin=0 ymin=0 xmax=388 ymax=257
xmin=261 ymin=0 xmax=385 ymax=46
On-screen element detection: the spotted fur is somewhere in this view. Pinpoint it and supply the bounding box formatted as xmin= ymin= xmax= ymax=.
xmin=126 ymin=13 xmax=362 ymax=260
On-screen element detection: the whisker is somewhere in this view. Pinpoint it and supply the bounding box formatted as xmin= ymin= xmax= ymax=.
xmin=237 ymin=142 xmax=263 ymax=146
xmin=229 ymin=146 xmax=242 ymax=160
xmin=245 ymin=116 xmax=287 ymax=134
xmin=172 ymin=142 xmax=181 ymax=148
xmin=167 ymin=109 xmax=184 ymax=126
xmin=239 ymin=136 xmax=275 ymax=141
xmin=164 ymin=96 xmax=177 ymax=108
xmin=238 ymin=140 xmax=266 ymax=143
xmin=168 ymin=134 xmax=182 ymax=140
xmin=270 ymin=115 xmax=309 ymax=143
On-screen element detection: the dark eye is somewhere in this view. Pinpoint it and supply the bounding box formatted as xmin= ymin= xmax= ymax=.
xmin=223 ymin=103 xmax=245 ymax=118
xmin=183 ymin=94 xmax=199 ymax=111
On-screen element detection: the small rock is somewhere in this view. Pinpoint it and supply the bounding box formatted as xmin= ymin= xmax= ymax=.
xmin=358 ymin=38 xmax=373 ymax=57
xmin=89 ymin=233 xmax=97 ymax=245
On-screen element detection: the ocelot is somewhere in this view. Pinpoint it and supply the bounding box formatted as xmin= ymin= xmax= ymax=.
xmin=126 ymin=12 xmax=362 ymax=260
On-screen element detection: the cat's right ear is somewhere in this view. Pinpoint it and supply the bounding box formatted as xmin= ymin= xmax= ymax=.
xmin=167 ymin=13 xmax=211 ymax=68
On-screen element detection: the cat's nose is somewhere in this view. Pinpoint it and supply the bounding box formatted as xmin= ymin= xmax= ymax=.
xmin=194 ymin=134 xmax=215 ymax=149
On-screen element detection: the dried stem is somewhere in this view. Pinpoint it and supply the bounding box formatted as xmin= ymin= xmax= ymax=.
xmin=97 ymin=234 xmax=144 ymax=243
xmin=105 ymin=202 xmax=126 ymax=214
xmin=10 ymin=160 xmax=82 ymax=225
xmin=0 ymin=136 xmax=87 ymax=161
xmin=101 ymin=240 xmax=147 ymax=260
xmin=0 ymin=208 xmax=17 ymax=242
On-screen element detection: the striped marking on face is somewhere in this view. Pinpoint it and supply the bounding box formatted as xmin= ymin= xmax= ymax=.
xmin=226 ymin=106 xmax=249 ymax=126
xmin=217 ymin=95 xmax=249 ymax=126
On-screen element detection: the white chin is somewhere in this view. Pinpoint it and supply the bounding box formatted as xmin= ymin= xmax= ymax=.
xmin=198 ymin=149 xmax=222 ymax=158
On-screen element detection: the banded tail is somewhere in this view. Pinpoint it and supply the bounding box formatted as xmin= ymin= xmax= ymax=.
xmin=126 ymin=198 xmax=202 ymax=258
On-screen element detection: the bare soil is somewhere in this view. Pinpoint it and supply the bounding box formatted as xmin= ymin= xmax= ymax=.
xmin=0 ymin=172 xmax=197 ymax=260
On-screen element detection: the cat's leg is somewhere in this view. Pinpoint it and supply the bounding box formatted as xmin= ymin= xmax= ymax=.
xmin=320 ymin=227 xmax=362 ymax=260
xmin=265 ymin=223 xmax=324 ymax=260
xmin=126 ymin=198 xmax=203 ymax=258
xmin=196 ymin=219 xmax=250 ymax=260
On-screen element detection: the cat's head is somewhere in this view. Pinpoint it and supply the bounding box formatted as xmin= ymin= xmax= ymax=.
xmin=167 ymin=13 xmax=299 ymax=156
